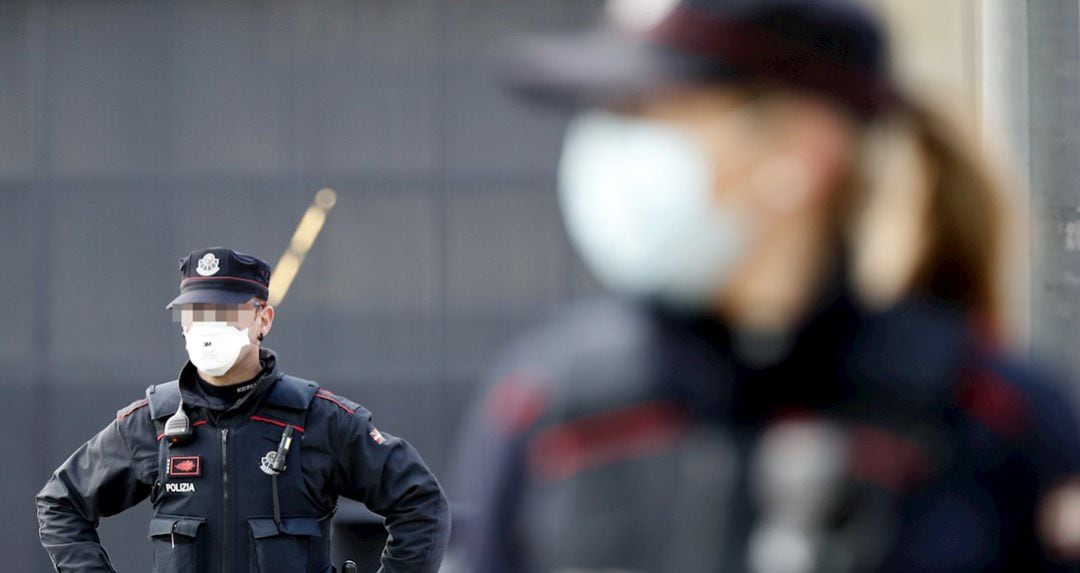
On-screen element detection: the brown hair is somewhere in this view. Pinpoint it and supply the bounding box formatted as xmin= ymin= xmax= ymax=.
xmin=851 ymin=96 xmax=1013 ymax=333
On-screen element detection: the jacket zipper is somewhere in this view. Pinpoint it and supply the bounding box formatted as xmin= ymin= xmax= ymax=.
xmin=221 ymin=429 xmax=230 ymax=573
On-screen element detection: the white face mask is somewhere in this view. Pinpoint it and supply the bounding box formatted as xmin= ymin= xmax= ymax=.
xmin=184 ymin=322 xmax=251 ymax=376
xmin=558 ymin=110 xmax=753 ymax=308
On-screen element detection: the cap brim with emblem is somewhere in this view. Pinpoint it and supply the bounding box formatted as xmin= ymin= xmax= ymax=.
xmin=166 ymin=247 xmax=273 ymax=309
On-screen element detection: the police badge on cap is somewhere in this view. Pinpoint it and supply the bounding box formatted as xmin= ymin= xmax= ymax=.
xmin=166 ymin=247 xmax=272 ymax=309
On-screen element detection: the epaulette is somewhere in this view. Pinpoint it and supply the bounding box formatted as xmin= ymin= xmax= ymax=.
xmin=313 ymin=388 xmax=360 ymax=415
xmin=263 ymin=375 xmax=319 ymax=411
xmin=146 ymin=380 xmax=181 ymax=420
xmin=116 ymin=397 xmax=150 ymax=421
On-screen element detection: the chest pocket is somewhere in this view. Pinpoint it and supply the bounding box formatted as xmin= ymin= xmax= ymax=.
xmin=149 ymin=515 xmax=206 ymax=573
xmin=232 ymin=422 xmax=313 ymax=515
xmin=233 ymin=420 xmax=333 ymax=572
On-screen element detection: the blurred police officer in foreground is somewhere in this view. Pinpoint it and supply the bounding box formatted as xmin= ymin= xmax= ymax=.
xmin=37 ymin=248 xmax=450 ymax=572
xmin=456 ymin=0 xmax=1080 ymax=571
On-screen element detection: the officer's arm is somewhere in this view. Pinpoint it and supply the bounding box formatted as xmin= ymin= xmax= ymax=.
xmin=334 ymin=406 xmax=450 ymax=573
xmin=36 ymin=414 xmax=155 ymax=573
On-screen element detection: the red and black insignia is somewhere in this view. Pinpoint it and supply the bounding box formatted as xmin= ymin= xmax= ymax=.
xmin=168 ymin=456 xmax=201 ymax=478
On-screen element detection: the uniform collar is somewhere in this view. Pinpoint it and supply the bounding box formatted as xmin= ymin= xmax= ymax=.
xmin=662 ymin=277 xmax=972 ymax=422
xmin=178 ymin=348 xmax=282 ymax=414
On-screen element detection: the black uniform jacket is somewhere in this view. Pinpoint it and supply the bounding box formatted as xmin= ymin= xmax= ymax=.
xmin=37 ymin=349 xmax=450 ymax=573
xmin=458 ymin=287 xmax=1080 ymax=573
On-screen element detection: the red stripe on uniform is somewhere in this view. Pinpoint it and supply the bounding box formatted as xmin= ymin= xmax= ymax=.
xmin=180 ymin=275 xmax=269 ymax=290
xmin=116 ymin=399 xmax=149 ymax=421
xmin=250 ymin=415 xmax=305 ymax=433
xmin=485 ymin=372 xmax=548 ymax=436
xmin=315 ymin=390 xmax=355 ymax=414
xmin=957 ymin=370 xmax=1030 ymax=440
xmin=156 ymin=419 xmax=207 ymax=441
xmin=849 ymin=425 xmax=931 ymax=492
xmin=527 ymin=402 xmax=687 ymax=482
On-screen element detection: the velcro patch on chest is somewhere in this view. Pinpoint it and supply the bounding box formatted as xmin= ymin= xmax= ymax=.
xmin=168 ymin=456 xmax=201 ymax=478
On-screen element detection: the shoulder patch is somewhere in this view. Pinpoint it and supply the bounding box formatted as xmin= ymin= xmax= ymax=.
xmin=116 ymin=398 xmax=150 ymax=421
xmin=369 ymin=427 xmax=387 ymax=445
xmin=314 ymin=388 xmax=359 ymax=415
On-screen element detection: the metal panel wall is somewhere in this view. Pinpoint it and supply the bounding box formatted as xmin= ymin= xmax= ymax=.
xmin=1025 ymin=1 xmax=1080 ymax=392
xmin=0 ymin=2 xmax=604 ymax=571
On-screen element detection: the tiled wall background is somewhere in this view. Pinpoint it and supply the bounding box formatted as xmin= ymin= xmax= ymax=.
xmin=0 ymin=2 xmax=603 ymax=570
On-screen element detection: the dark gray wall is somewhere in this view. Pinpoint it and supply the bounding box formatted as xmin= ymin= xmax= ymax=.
xmin=0 ymin=1 xmax=603 ymax=571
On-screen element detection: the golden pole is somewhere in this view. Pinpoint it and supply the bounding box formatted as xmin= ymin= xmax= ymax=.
xmin=268 ymin=188 xmax=337 ymax=306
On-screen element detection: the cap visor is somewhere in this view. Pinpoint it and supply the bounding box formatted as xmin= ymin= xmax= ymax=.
xmin=165 ymin=288 xmax=257 ymax=310
xmin=501 ymin=29 xmax=732 ymax=108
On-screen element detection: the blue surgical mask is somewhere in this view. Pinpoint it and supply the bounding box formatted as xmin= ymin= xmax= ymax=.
xmin=558 ymin=110 xmax=754 ymax=308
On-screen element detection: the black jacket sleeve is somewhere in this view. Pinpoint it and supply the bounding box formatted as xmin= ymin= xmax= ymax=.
xmin=333 ymin=405 xmax=450 ymax=573
xmin=36 ymin=413 xmax=156 ymax=572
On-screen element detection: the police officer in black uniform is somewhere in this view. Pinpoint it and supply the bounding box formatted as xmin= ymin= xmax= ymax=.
xmin=37 ymin=248 xmax=450 ymax=573
xmin=456 ymin=0 xmax=1080 ymax=571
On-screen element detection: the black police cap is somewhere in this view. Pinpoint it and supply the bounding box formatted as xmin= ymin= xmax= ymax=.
xmin=165 ymin=247 xmax=272 ymax=309
xmin=503 ymin=0 xmax=895 ymax=118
